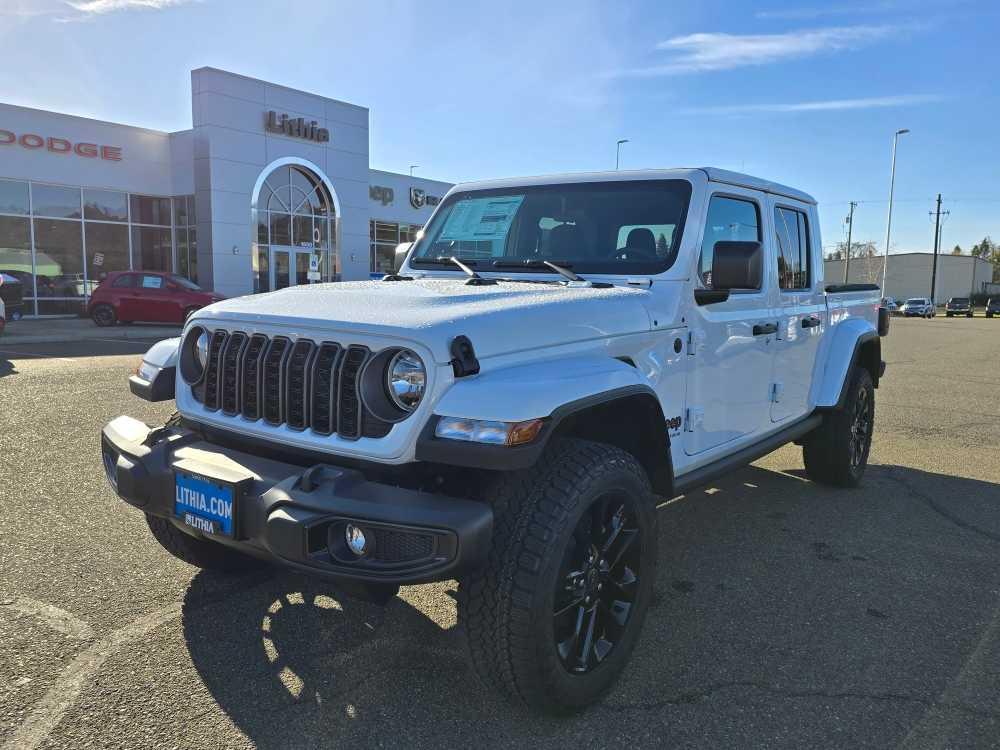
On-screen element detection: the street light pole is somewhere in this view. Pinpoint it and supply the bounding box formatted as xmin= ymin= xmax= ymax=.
xmin=409 ymin=165 xmax=419 ymax=176
xmin=881 ymin=128 xmax=909 ymax=296
xmin=843 ymin=200 xmax=857 ymax=283
xmin=616 ymin=139 xmax=628 ymax=170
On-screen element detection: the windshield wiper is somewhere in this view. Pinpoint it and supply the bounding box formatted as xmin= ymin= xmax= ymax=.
xmin=492 ymin=258 xmax=594 ymax=286
xmin=449 ymin=256 xmax=496 ymax=286
xmin=413 ymin=256 xmax=479 ymax=267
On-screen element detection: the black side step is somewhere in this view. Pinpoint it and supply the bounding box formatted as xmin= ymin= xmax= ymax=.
xmin=673 ymin=414 xmax=822 ymax=496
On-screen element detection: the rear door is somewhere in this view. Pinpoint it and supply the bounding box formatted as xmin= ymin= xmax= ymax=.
xmin=768 ymin=200 xmax=824 ymax=422
xmin=683 ymin=189 xmax=776 ymax=456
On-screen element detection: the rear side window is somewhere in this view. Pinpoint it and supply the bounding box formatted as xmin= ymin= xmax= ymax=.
xmin=774 ymin=206 xmax=811 ymax=290
xmin=111 ymin=274 xmax=135 ymax=288
xmin=141 ymin=275 xmax=164 ymax=289
xmin=700 ymin=196 xmax=761 ymax=288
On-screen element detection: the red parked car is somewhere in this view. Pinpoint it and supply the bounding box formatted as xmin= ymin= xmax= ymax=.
xmin=88 ymin=271 xmax=224 ymax=327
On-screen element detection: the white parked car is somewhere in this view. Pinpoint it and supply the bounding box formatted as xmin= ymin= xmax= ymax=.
xmin=901 ymin=297 xmax=936 ymax=318
xmin=102 ymin=168 xmax=888 ymax=714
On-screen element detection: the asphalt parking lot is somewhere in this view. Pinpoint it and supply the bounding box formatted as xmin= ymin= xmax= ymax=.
xmin=1 ymin=318 xmax=998 ymax=749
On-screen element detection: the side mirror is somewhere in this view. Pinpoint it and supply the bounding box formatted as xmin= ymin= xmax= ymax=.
xmin=711 ymin=240 xmax=762 ymax=291
xmin=393 ymin=242 xmax=413 ymax=273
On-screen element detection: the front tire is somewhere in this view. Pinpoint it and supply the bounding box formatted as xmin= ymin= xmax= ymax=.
xmin=91 ymin=304 xmax=116 ymax=327
xmin=458 ymin=438 xmax=658 ymax=715
xmin=803 ymin=367 xmax=875 ymax=487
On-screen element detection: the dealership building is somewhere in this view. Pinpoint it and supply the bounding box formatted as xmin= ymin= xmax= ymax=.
xmin=0 ymin=67 xmax=452 ymax=316
xmin=824 ymin=252 xmax=993 ymax=304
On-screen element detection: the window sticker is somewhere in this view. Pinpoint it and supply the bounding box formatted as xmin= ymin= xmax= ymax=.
xmin=142 ymin=275 xmax=163 ymax=289
xmin=439 ymin=196 xmax=525 ymax=243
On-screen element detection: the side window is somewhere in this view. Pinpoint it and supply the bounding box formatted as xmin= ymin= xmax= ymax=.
xmin=141 ymin=274 xmax=164 ymax=290
xmin=111 ymin=274 xmax=135 ymax=288
xmin=700 ymin=196 xmax=761 ymax=288
xmin=773 ymin=206 xmax=811 ymax=290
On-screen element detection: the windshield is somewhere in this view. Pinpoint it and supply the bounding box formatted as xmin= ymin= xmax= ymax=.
xmin=905 ymin=298 xmax=924 ymax=305
xmin=409 ymin=180 xmax=693 ymax=275
xmin=950 ymin=298 xmax=968 ymax=304
xmin=169 ymin=274 xmax=202 ymax=291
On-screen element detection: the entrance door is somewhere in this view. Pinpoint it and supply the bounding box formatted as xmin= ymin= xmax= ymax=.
xmin=270 ymin=247 xmax=315 ymax=290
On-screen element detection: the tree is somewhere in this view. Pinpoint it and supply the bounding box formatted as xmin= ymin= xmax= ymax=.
xmin=951 ymin=245 xmax=962 ymax=255
xmin=971 ymin=236 xmax=995 ymax=259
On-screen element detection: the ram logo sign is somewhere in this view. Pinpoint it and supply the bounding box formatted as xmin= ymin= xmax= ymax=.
xmin=409 ymin=187 xmax=440 ymax=210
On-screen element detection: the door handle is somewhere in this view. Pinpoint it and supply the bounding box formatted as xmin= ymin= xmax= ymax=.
xmin=801 ymin=315 xmax=822 ymax=329
xmin=753 ymin=322 xmax=778 ymax=336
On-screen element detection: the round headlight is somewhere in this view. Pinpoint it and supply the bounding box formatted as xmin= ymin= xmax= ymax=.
xmin=179 ymin=326 xmax=209 ymax=385
xmin=195 ymin=331 xmax=209 ymax=370
xmin=386 ymin=349 xmax=426 ymax=412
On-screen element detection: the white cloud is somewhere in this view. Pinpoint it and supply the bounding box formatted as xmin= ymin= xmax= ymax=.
xmin=613 ymin=25 xmax=901 ymax=76
xmin=679 ymin=94 xmax=943 ymax=116
xmin=62 ymin=0 xmax=196 ymax=15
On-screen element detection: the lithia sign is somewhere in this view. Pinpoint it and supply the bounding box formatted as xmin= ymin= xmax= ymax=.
xmin=264 ymin=111 xmax=330 ymax=143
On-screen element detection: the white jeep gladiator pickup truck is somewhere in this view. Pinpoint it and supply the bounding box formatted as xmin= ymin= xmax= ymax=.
xmin=102 ymin=168 xmax=889 ymax=714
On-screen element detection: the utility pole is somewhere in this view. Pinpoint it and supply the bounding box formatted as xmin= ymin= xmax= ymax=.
xmin=843 ymin=201 xmax=857 ymax=283
xmin=929 ymin=194 xmax=950 ymax=304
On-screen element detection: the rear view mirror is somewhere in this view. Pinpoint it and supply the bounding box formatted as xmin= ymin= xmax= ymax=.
xmin=711 ymin=241 xmax=762 ymax=291
xmin=393 ymin=242 xmax=413 ymax=273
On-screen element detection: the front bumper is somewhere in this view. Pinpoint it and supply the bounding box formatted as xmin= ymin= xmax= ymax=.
xmin=100 ymin=415 xmax=493 ymax=585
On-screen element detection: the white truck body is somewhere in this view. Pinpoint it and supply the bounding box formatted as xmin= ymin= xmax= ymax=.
xmin=159 ymin=167 xmax=881 ymax=482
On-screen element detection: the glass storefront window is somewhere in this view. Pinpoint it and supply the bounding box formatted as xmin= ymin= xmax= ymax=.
xmin=0 ymin=179 xmax=29 ymax=215
xmin=129 ymin=195 xmax=171 ymax=226
xmin=85 ymin=222 xmax=129 ymax=284
xmin=292 ymin=215 xmax=313 ymax=247
xmin=174 ymin=196 xmax=188 ymax=226
xmin=32 ymin=218 xmax=85 ymax=312
xmin=83 ymin=189 xmax=128 ymax=222
xmin=270 ymin=213 xmax=290 ymax=246
xmin=177 ymin=228 xmax=189 ymax=278
xmin=32 ymin=184 xmax=81 ymax=219
xmin=132 ymin=226 xmax=173 ymax=271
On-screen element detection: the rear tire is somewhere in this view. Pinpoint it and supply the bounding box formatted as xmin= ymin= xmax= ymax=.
xmin=457 ymin=438 xmax=658 ymax=714
xmin=91 ymin=304 xmax=116 ymax=327
xmin=803 ymin=366 xmax=875 ymax=487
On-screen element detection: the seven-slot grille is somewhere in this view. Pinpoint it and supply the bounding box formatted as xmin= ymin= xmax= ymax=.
xmin=200 ymin=330 xmax=391 ymax=440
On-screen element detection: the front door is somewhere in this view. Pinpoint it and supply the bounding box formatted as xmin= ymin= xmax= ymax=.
xmin=768 ymin=199 xmax=824 ymax=422
xmin=683 ymin=190 xmax=777 ymax=457
xmin=270 ymin=247 xmax=316 ymax=291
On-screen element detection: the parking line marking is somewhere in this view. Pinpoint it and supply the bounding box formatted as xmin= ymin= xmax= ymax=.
xmin=3 ymin=603 xmax=182 ymax=750
xmin=0 ymin=597 xmax=94 ymax=641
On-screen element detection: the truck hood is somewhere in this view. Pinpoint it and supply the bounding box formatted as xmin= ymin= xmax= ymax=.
xmin=194 ymin=279 xmax=653 ymax=363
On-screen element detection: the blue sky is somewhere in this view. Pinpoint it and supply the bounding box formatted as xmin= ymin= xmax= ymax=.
xmin=1 ymin=0 xmax=998 ymax=255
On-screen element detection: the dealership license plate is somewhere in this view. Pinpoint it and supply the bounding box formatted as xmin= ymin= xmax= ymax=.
xmin=174 ymin=472 xmax=236 ymax=537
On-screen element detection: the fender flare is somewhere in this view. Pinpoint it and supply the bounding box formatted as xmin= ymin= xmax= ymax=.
xmin=416 ymin=356 xmax=670 ymax=473
xmin=813 ymin=323 xmax=881 ymax=410
xmin=128 ymin=337 xmax=180 ymax=402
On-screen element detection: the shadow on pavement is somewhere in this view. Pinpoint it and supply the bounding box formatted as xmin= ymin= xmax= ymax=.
xmin=0 ymin=355 xmax=15 ymax=378
xmin=182 ymin=462 xmax=1000 ymax=749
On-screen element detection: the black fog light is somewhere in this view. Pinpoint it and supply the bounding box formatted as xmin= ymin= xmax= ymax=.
xmin=328 ymin=521 xmax=375 ymax=561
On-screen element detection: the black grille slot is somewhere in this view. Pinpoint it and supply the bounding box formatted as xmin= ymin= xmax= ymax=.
xmin=262 ymin=337 xmax=291 ymax=425
xmin=203 ymin=330 xmax=228 ymax=411
xmin=220 ymin=332 xmax=247 ymax=415
xmin=285 ymin=339 xmax=315 ymax=430
xmin=337 ymin=345 xmax=369 ymax=440
xmin=202 ymin=331 xmax=395 ymax=441
xmin=241 ymin=334 xmax=268 ymax=421
xmin=310 ymin=343 xmax=342 ymax=435
xmin=370 ymin=528 xmax=435 ymax=563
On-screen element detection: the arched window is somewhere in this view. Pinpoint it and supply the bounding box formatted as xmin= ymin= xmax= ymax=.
xmin=252 ymin=162 xmax=337 ymax=292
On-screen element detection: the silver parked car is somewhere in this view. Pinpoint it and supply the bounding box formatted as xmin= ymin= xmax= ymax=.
xmin=901 ymin=297 xmax=935 ymax=318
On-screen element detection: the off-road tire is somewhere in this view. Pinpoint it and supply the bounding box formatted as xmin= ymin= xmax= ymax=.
xmin=91 ymin=304 xmax=116 ymax=327
xmin=145 ymin=514 xmax=266 ymax=572
xmin=457 ymin=438 xmax=658 ymax=715
xmin=803 ymin=366 xmax=875 ymax=487
xmin=946 ymin=312 xmax=953 ymax=318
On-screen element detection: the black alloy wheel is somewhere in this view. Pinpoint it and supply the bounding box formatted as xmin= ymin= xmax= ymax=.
xmin=554 ymin=495 xmax=642 ymax=674
xmin=92 ymin=304 xmax=116 ymax=327
xmin=849 ymin=386 xmax=872 ymax=470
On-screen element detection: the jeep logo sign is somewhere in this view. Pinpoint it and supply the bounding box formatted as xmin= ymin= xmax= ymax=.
xmin=409 ymin=187 xmax=440 ymax=210
xmin=264 ymin=111 xmax=330 ymax=143
xmin=370 ymin=185 xmax=394 ymax=205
